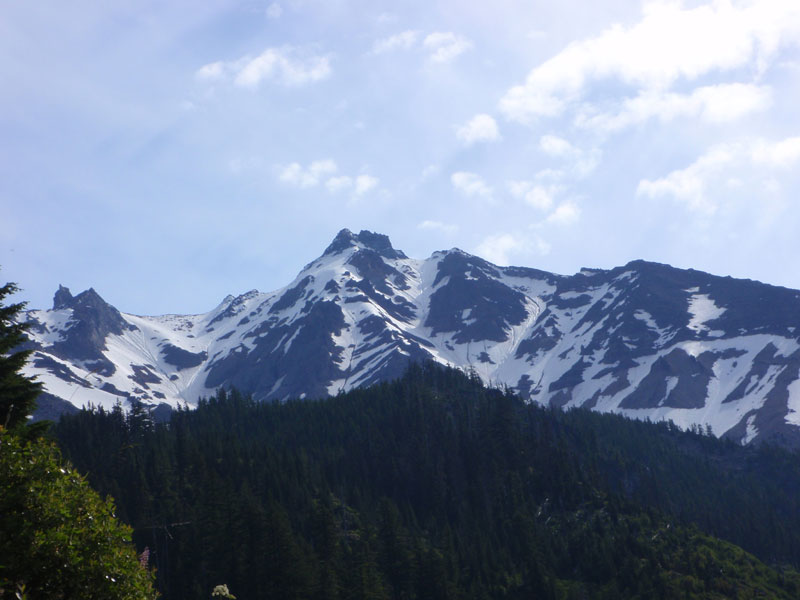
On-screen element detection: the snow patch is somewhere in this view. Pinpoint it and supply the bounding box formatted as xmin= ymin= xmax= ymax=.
xmin=687 ymin=294 xmax=726 ymax=334
xmin=743 ymin=414 xmax=759 ymax=445
xmin=786 ymin=377 xmax=800 ymax=426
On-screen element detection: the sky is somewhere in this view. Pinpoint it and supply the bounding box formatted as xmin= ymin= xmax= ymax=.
xmin=2 ymin=0 xmax=800 ymax=315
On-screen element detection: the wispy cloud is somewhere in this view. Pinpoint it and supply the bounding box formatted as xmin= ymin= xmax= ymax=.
xmin=508 ymin=175 xmax=582 ymax=227
xmin=424 ymin=32 xmax=472 ymax=63
xmin=371 ymin=30 xmax=420 ymax=54
xmin=751 ymin=137 xmax=800 ymax=167
xmin=418 ymin=220 xmax=458 ymax=234
xmin=637 ymin=137 xmax=800 ymax=214
xmin=354 ymin=174 xmax=379 ymax=196
xmin=451 ymin=171 xmax=493 ymax=199
xmin=539 ymin=134 xmax=575 ymax=157
xmin=456 ymin=114 xmax=500 ymax=145
xmin=325 ymin=175 xmax=352 ymax=193
xmin=420 ymin=164 xmax=441 ymax=180
xmin=475 ymin=233 xmax=527 ymax=265
xmin=499 ymin=1 xmax=800 ymax=124
xmin=507 ymin=180 xmax=561 ymax=211
xmin=281 ymin=161 xmax=379 ymax=197
xmin=371 ymin=30 xmax=472 ymax=64
xmin=475 ymin=232 xmax=551 ymax=266
xmin=539 ymin=135 xmax=600 ymax=177
xmin=279 ymin=159 xmax=338 ymax=188
xmin=196 ymin=46 xmax=331 ymax=88
xmin=576 ymin=83 xmax=772 ymax=132
xmin=545 ymin=202 xmax=581 ymax=225
xmin=266 ymin=3 xmax=282 ymax=19
xmin=196 ymin=61 xmax=225 ymax=81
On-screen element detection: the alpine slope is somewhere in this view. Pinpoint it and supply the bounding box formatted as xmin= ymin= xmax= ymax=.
xmin=20 ymin=229 xmax=800 ymax=447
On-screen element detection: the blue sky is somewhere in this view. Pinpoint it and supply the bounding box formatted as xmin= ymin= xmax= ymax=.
xmin=3 ymin=0 xmax=800 ymax=315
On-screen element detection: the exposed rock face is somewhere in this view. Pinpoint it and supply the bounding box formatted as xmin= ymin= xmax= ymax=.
xmin=32 ymin=286 xmax=130 ymax=377
xmin=19 ymin=229 xmax=800 ymax=447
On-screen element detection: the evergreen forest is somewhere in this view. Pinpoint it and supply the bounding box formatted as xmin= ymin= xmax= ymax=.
xmin=53 ymin=362 xmax=800 ymax=599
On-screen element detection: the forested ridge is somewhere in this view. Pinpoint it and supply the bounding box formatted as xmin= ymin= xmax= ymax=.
xmin=54 ymin=363 xmax=800 ymax=599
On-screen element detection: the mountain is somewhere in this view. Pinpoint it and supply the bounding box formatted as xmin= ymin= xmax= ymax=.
xmin=20 ymin=228 xmax=800 ymax=447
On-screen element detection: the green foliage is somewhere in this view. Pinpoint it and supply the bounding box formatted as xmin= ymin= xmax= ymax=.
xmin=0 ymin=428 xmax=157 ymax=599
xmin=0 ymin=276 xmax=157 ymax=599
xmin=54 ymin=363 xmax=800 ymax=599
xmin=0 ymin=280 xmax=42 ymax=430
xmin=211 ymin=584 xmax=236 ymax=599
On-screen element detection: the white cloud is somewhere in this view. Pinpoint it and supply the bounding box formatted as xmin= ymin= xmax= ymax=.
xmin=507 ymin=180 xmax=533 ymax=199
xmin=371 ymin=30 xmax=472 ymax=63
xmin=475 ymin=233 xmax=527 ymax=265
xmin=545 ymin=202 xmax=581 ymax=225
xmin=195 ymin=61 xmax=225 ymax=81
xmin=325 ymin=175 xmax=352 ymax=193
xmin=638 ymin=136 xmax=800 ymax=214
xmin=236 ymin=49 xmax=330 ymax=87
xmin=474 ymin=232 xmax=551 ymax=265
xmin=507 ymin=180 xmax=561 ymax=211
xmin=376 ymin=13 xmax=398 ymax=25
xmin=424 ymin=32 xmax=473 ymax=63
xmin=751 ymin=137 xmax=800 ymax=167
xmin=534 ymin=169 xmax=565 ymax=181
xmin=577 ymin=83 xmax=773 ymax=132
xmin=456 ymin=114 xmax=501 ymax=145
xmin=574 ymin=149 xmax=601 ymax=178
xmin=354 ymin=174 xmax=379 ymax=196
xmin=418 ymin=220 xmax=458 ymax=234
xmin=280 ymin=163 xmax=378 ymax=196
xmin=540 ymin=134 xmax=576 ymax=157
xmin=372 ymin=30 xmax=420 ymax=54
xmin=534 ymin=235 xmax=552 ymax=255
xmin=637 ymin=144 xmax=739 ymax=214
xmin=421 ymin=164 xmax=440 ymax=180
xmin=278 ymin=170 xmax=378 ymax=196
xmin=696 ymin=83 xmax=773 ymax=122
xmin=538 ymin=134 xmax=600 ymax=177
xmin=266 ymin=3 xmax=282 ymax=18
xmin=279 ymin=159 xmax=338 ymax=188
xmin=196 ymin=47 xmax=331 ymax=88
xmin=499 ymin=1 xmax=800 ymax=124
xmin=526 ymin=187 xmax=557 ymax=211
xmin=451 ymin=172 xmax=493 ymax=199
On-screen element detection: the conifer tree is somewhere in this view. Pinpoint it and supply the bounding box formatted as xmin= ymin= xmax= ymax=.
xmin=0 ymin=279 xmax=41 ymax=429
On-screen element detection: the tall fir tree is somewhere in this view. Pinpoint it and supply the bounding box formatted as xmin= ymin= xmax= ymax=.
xmin=0 ymin=279 xmax=41 ymax=430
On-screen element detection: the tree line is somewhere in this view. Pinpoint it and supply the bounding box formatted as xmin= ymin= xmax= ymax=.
xmin=53 ymin=362 xmax=800 ymax=599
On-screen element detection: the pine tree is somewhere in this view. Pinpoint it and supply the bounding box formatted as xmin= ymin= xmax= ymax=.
xmin=0 ymin=280 xmax=42 ymax=429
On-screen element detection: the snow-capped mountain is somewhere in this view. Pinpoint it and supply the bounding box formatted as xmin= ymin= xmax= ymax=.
xmin=20 ymin=229 xmax=800 ymax=447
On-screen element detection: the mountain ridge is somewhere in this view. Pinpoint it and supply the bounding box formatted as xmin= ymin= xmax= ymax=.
xmin=20 ymin=228 xmax=800 ymax=447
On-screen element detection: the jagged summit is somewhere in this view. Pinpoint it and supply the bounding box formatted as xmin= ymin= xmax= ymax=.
xmin=52 ymin=285 xmax=118 ymax=315
xmin=53 ymin=285 xmax=73 ymax=310
xmin=323 ymin=228 xmax=407 ymax=260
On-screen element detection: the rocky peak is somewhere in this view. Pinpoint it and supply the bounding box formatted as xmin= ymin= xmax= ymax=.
xmin=53 ymin=285 xmax=74 ymax=310
xmin=48 ymin=286 xmax=128 ymax=374
xmin=323 ymin=229 xmax=407 ymax=260
xmin=72 ymin=288 xmax=113 ymax=311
